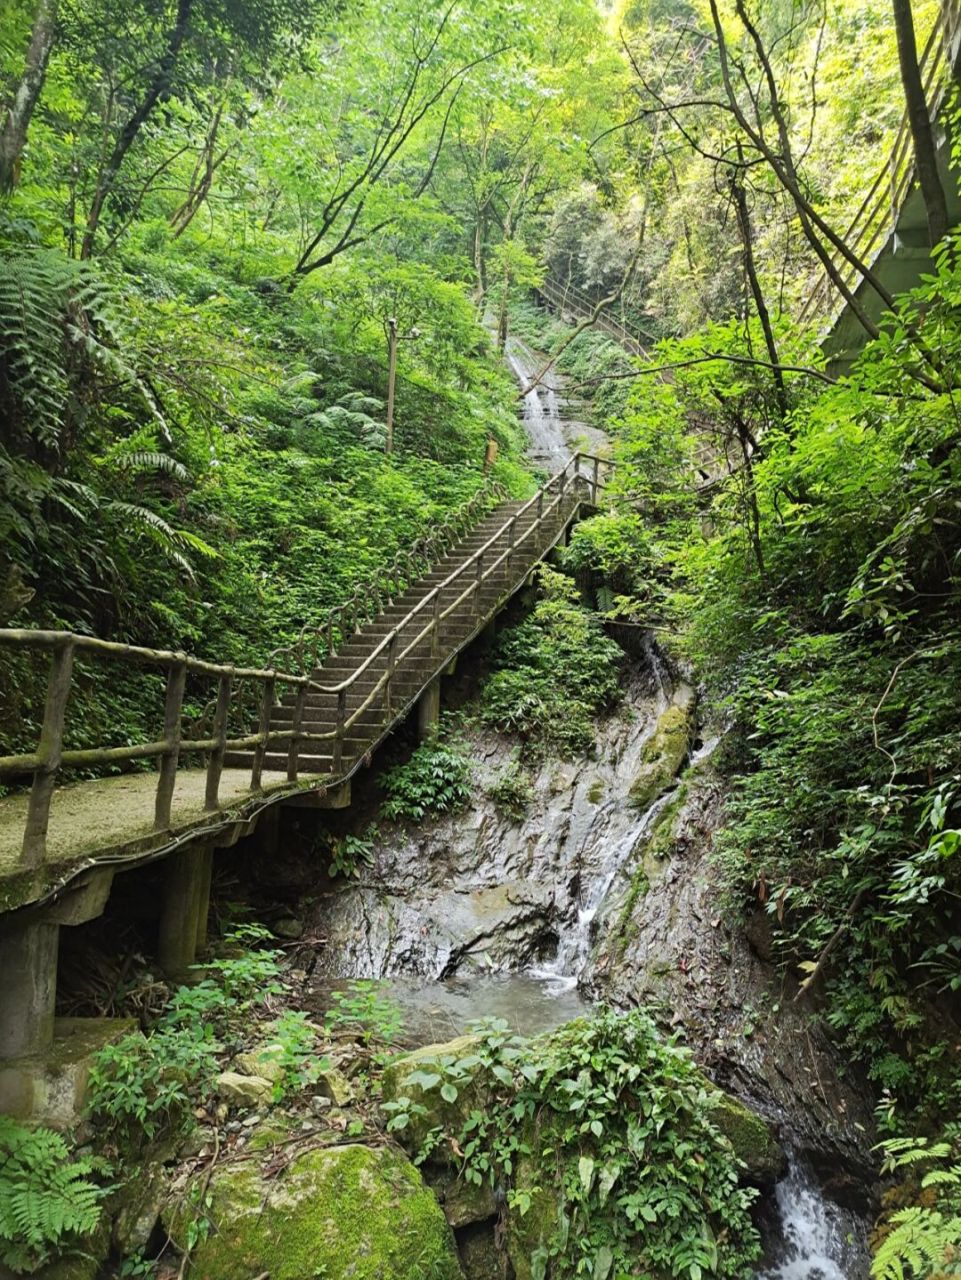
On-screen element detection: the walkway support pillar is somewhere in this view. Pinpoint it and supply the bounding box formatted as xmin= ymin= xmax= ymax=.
xmin=159 ymin=845 xmax=213 ymax=977
xmin=0 ymin=917 xmax=59 ymax=1059
xmin=417 ymin=677 xmax=442 ymax=740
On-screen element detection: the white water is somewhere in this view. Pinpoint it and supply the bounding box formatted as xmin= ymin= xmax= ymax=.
xmin=530 ymin=791 xmax=674 ymax=993
xmin=758 ymin=1158 xmax=866 ymax=1280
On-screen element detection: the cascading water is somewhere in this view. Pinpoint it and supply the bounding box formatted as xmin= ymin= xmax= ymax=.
xmin=758 ymin=1156 xmax=869 ymax=1280
xmin=530 ymin=790 xmax=674 ymax=993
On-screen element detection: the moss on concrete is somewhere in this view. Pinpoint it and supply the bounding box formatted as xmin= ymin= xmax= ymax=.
xmin=628 ymin=703 xmax=693 ymax=812
xmin=167 ymin=1143 xmax=462 ymax=1280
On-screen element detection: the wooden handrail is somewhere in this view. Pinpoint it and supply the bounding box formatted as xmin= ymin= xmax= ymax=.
xmin=0 ymin=454 xmax=611 ymax=869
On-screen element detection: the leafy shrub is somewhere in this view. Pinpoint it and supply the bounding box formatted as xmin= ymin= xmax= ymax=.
xmin=263 ymin=1010 xmax=329 ymax=1101
xmin=325 ymin=980 xmax=404 ymax=1052
xmin=327 ymin=824 xmax=378 ymax=879
xmin=480 ymin=566 xmax=623 ymax=755
xmin=386 ymin=1010 xmax=760 ymax=1279
xmin=0 ymin=1117 xmax=108 ymax=1273
xmin=87 ymin=927 xmax=287 ymax=1146
xmin=382 ymin=738 xmax=472 ymax=821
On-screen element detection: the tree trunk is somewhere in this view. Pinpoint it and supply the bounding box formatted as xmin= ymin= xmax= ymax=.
xmin=730 ymin=160 xmax=787 ymax=420
xmin=893 ymin=0 xmax=950 ymax=248
xmin=0 ymin=0 xmax=59 ymax=194
xmin=81 ymin=0 xmax=194 ymax=257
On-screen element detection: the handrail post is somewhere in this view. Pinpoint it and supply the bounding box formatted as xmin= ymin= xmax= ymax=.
xmin=326 ymin=615 xmax=335 ymax=662
xmin=250 ymin=675 xmax=276 ymax=791
xmin=333 ymin=687 xmax=347 ymax=772
xmin=21 ymin=637 xmax=75 ymax=868
xmin=431 ymin=590 xmax=441 ymax=657
xmin=385 ymin=634 xmax=397 ymax=721
xmin=474 ymin=552 xmax=483 ymax=614
xmin=507 ymin=515 xmax=517 ymax=569
xmin=204 ymin=672 xmax=232 ymax=810
xmin=286 ymin=682 xmax=307 ymax=782
xmin=155 ymin=657 xmax=187 ymax=829
xmin=592 ymin=456 xmax=600 ymax=504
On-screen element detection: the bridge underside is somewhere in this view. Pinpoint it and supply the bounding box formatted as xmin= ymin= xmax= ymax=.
xmin=823 ymin=112 xmax=961 ymax=374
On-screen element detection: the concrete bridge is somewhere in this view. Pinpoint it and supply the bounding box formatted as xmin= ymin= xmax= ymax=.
xmin=0 ymin=452 xmax=609 ymax=1124
xmin=802 ymin=0 xmax=961 ymax=370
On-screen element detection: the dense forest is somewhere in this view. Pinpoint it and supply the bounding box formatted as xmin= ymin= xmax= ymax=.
xmin=1 ymin=0 xmax=961 ymax=1277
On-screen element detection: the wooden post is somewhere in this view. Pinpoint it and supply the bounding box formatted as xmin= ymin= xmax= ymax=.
xmin=592 ymin=456 xmax=600 ymax=503
xmin=431 ymin=590 xmax=441 ymax=657
xmin=385 ymin=633 xmax=397 ymax=720
xmin=21 ymin=638 xmax=75 ymax=868
xmin=483 ymin=438 xmax=498 ymax=473
xmin=154 ymin=658 xmax=187 ymax=830
xmin=333 ymin=688 xmax=347 ymax=772
xmin=204 ymin=673 xmax=231 ymax=810
xmin=507 ymin=515 xmax=516 ymax=569
xmin=326 ymin=615 xmax=335 ymax=661
xmin=474 ymin=552 xmax=484 ymax=614
xmin=286 ymin=682 xmax=307 ymax=782
xmin=386 ymin=316 xmax=398 ymax=455
xmin=250 ymin=675 xmax=275 ymax=791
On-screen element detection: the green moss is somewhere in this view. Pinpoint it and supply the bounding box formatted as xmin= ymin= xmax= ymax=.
xmin=710 ymin=1095 xmax=785 ymax=1185
xmin=586 ymin=779 xmax=605 ymax=804
xmin=167 ymin=1143 xmax=462 ymax=1280
xmin=628 ymin=704 xmax=693 ymax=811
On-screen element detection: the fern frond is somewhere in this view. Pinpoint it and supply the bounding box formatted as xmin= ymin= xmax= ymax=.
xmin=113 ymin=451 xmax=191 ymax=481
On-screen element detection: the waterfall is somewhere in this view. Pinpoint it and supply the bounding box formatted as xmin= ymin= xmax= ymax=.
xmin=757 ymin=1156 xmax=869 ymax=1280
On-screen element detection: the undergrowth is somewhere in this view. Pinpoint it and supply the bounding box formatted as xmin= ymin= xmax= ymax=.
xmin=480 ymin=566 xmax=623 ymax=756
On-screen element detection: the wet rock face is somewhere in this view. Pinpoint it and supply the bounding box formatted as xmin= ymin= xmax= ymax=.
xmin=308 ymin=661 xmax=676 ymax=984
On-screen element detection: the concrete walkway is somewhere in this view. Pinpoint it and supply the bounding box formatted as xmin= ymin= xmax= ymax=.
xmin=0 ymin=766 xmax=318 ymax=911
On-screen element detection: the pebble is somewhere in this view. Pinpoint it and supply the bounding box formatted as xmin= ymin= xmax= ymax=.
xmin=301 ymin=1120 xmax=314 ymax=1132
xmin=242 ymin=1113 xmax=260 ymax=1128
xmin=226 ymin=1120 xmax=243 ymax=1133
xmin=309 ymin=1095 xmax=332 ymax=1116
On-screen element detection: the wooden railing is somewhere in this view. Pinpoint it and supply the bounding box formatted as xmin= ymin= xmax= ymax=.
xmin=266 ymin=478 xmax=507 ymax=678
xmin=536 ymin=279 xmax=652 ymax=355
xmin=798 ymin=0 xmax=961 ymax=330
xmin=0 ymin=453 xmax=610 ymax=871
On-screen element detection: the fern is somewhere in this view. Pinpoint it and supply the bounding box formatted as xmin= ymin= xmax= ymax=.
xmin=0 ymin=248 xmax=165 ymax=450
xmin=0 ymin=1116 xmax=108 ymax=1273
xmin=872 ymin=1138 xmax=961 ymax=1280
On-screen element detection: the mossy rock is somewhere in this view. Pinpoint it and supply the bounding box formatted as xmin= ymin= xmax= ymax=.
xmin=629 ymin=703 xmax=693 ymax=811
xmin=710 ymin=1094 xmax=785 ymax=1184
xmin=381 ymin=1035 xmax=487 ymax=1156
xmin=165 ymin=1143 xmax=463 ymax=1280
xmin=504 ymin=1145 xmax=559 ymax=1280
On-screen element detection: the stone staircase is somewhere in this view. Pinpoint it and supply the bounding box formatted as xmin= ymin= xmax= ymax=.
xmin=223 ymin=478 xmax=593 ymax=781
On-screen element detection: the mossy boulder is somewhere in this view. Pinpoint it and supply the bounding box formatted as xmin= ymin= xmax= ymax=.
xmin=165 ymin=1143 xmax=463 ymax=1280
xmin=381 ymin=1035 xmax=487 ymax=1155
xmin=629 ymin=702 xmax=693 ymax=811
xmin=711 ymin=1093 xmax=786 ymax=1185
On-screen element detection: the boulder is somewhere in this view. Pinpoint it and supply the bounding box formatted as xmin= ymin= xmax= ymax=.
xmin=381 ymin=1035 xmax=487 ymax=1153
xmin=165 ymin=1143 xmax=463 ymax=1280
xmin=233 ymin=1044 xmax=286 ymax=1085
xmin=215 ymin=1070 xmax=272 ymax=1107
xmin=629 ymin=701 xmax=693 ymax=811
xmin=711 ymin=1093 xmax=786 ymax=1185
xmin=427 ymin=1165 xmax=498 ymax=1228
xmin=316 ymin=1065 xmax=354 ymax=1106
